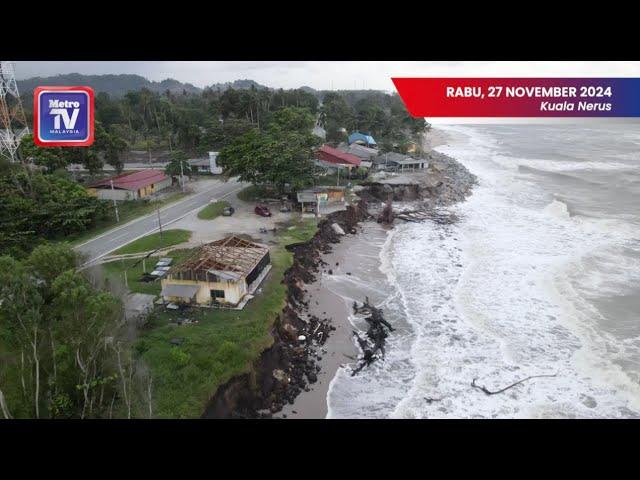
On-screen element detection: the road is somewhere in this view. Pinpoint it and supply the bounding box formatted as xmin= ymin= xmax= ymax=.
xmin=75 ymin=178 xmax=244 ymax=265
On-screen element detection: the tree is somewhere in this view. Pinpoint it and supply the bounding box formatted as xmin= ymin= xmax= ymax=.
xmin=164 ymin=150 xmax=192 ymax=178
xmin=267 ymin=107 xmax=315 ymax=133
xmin=27 ymin=243 xmax=78 ymax=290
xmin=0 ymin=255 xmax=45 ymax=417
xmin=18 ymin=135 xmax=67 ymax=172
xmin=219 ymin=127 xmax=319 ymax=194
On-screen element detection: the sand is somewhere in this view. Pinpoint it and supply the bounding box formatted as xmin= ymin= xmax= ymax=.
xmin=278 ymin=222 xmax=390 ymax=419
xmin=276 ymin=130 xmax=453 ymax=419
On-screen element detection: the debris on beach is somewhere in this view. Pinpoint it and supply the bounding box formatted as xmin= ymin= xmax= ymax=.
xmin=350 ymin=297 xmax=394 ymax=376
xmin=395 ymin=208 xmax=460 ymax=225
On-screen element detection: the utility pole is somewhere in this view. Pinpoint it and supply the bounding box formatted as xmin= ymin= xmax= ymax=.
xmin=110 ymin=179 xmax=120 ymax=223
xmin=157 ymin=206 xmax=163 ymax=240
xmin=122 ymin=258 xmax=128 ymax=289
xmin=179 ymin=159 xmax=185 ymax=193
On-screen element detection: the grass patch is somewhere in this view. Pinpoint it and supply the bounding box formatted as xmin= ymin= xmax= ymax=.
xmin=113 ymin=229 xmax=191 ymax=255
xmin=102 ymin=248 xmax=196 ymax=296
xmin=197 ymin=201 xmax=231 ymax=220
xmin=68 ymin=192 xmax=189 ymax=246
xmin=135 ymin=217 xmax=318 ymax=418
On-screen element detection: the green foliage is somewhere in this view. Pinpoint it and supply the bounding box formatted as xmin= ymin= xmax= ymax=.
xmin=164 ymin=150 xmax=192 ymax=178
xmin=320 ymin=91 xmax=426 ymax=146
xmin=0 ymin=169 xmax=108 ymax=256
xmin=113 ymin=229 xmax=191 ymax=255
xmin=218 ymin=112 xmax=320 ymax=193
xmin=0 ymin=244 xmax=128 ymax=419
xmin=27 ymin=242 xmax=78 ymax=290
xmin=136 ymin=219 xmax=318 ymax=418
xmin=197 ymin=201 xmax=230 ymax=220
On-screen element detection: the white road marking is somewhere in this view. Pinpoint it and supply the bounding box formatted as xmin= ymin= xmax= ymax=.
xmin=79 ymin=185 xmax=244 ymax=268
xmin=74 ymin=180 xmax=238 ymax=249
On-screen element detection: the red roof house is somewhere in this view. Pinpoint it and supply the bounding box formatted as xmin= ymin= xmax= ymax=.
xmin=316 ymin=145 xmax=362 ymax=167
xmin=87 ymin=169 xmax=172 ymax=201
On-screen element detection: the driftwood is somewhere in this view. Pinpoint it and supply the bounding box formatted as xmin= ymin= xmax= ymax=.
xmin=395 ymin=209 xmax=459 ymax=225
xmin=471 ymin=373 xmax=558 ymax=395
xmin=350 ymin=297 xmax=393 ymax=376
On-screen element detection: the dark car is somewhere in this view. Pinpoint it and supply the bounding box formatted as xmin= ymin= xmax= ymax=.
xmin=254 ymin=204 xmax=272 ymax=217
xmin=222 ymin=206 xmax=235 ymax=216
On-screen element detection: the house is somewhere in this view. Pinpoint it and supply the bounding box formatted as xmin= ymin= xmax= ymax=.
xmin=86 ymin=169 xmax=171 ymax=201
xmin=337 ymin=143 xmax=377 ymax=169
xmin=348 ymin=132 xmax=377 ymax=148
xmin=160 ymin=235 xmax=271 ymax=308
xmin=373 ymin=152 xmax=428 ymax=172
xmin=188 ymin=151 xmax=223 ymax=175
xmin=316 ymin=145 xmax=361 ymax=168
xmin=296 ymin=186 xmax=346 ymax=216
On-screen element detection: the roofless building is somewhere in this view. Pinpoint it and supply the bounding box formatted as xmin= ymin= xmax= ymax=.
xmin=160 ymin=235 xmax=271 ymax=308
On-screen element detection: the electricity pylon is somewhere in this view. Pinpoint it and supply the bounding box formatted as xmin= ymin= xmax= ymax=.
xmin=0 ymin=61 xmax=29 ymax=163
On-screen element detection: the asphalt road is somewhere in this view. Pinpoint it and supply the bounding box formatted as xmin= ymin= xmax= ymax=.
xmin=75 ymin=178 xmax=244 ymax=265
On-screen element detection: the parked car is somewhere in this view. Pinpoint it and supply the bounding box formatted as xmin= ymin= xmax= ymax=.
xmin=254 ymin=204 xmax=272 ymax=217
xmin=222 ymin=206 xmax=235 ymax=216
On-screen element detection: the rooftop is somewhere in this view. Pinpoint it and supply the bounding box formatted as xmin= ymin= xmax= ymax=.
xmin=88 ymin=169 xmax=169 ymax=191
xmin=317 ymin=144 xmax=362 ymax=167
xmin=169 ymin=235 xmax=269 ymax=282
xmin=348 ymin=132 xmax=377 ymax=146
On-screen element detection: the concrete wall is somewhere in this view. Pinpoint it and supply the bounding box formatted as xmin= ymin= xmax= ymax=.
xmin=94 ymin=188 xmax=137 ymax=201
xmin=160 ymin=278 xmax=248 ymax=306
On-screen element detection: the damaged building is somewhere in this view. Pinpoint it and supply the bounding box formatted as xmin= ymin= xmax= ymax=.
xmin=160 ymin=235 xmax=271 ymax=309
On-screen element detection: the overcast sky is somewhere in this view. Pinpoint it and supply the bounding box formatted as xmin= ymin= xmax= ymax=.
xmin=13 ymin=61 xmax=640 ymax=92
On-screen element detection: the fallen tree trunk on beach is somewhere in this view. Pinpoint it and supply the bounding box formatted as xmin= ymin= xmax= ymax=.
xmin=350 ymin=297 xmax=394 ymax=376
xmin=471 ymin=373 xmax=558 ymax=395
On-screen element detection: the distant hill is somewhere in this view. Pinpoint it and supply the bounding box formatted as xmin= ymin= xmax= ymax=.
xmin=204 ymin=79 xmax=270 ymax=91
xmin=17 ymin=74 xmax=202 ymax=97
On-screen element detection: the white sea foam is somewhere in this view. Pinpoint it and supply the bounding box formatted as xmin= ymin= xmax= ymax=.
xmin=326 ymin=123 xmax=640 ymax=418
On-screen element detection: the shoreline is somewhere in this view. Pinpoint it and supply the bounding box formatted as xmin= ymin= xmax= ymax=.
xmin=279 ymin=127 xmax=473 ymax=418
xmin=203 ymin=127 xmax=477 ymax=419
xmin=278 ymin=222 xmax=390 ymax=418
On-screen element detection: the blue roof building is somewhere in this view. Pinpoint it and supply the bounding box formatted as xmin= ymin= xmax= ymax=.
xmin=348 ymin=132 xmax=377 ymax=147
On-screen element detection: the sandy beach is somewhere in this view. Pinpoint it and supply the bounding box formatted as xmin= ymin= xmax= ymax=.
xmin=278 ymin=222 xmax=391 ymax=419
xmin=277 ymin=128 xmax=453 ymax=419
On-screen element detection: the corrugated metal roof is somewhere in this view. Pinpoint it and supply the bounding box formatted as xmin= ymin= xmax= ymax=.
xmin=89 ymin=169 xmax=169 ymax=191
xmin=317 ymin=145 xmax=362 ymax=166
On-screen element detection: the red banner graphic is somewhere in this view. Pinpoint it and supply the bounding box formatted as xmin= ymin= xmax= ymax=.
xmin=392 ymin=78 xmax=632 ymax=117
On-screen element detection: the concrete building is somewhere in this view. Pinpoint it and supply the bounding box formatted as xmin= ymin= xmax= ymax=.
xmin=160 ymin=236 xmax=271 ymax=308
xmin=373 ymin=152 xmax=428 ymax=172
xmin=296 ymin=186 xmax=346 ymax=216
xmin=188 ymin=151 xmax=223 ymax=175
xmin=86 ymin=169 xmax=171 ymax=201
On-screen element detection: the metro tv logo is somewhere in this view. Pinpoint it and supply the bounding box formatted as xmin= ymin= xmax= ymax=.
xmin=34 ymin=86 xmax=94 ymax=147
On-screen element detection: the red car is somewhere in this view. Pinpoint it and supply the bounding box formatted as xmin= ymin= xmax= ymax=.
xmin=254 ymin=204 xmax=272 ymax=217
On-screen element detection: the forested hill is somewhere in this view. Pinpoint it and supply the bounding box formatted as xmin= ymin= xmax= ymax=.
xmin=17 ymin=74 xmax=202 ymax=97
xmin=16 ymin=74 xmax=278 ymax=98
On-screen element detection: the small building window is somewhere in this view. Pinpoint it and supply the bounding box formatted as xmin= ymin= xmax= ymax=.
xmin=210 ymin=289 xmax=225 ymax=299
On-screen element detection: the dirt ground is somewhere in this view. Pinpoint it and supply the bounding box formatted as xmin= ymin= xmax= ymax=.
xmin=168 ymin=189 xmax=301 ymax=247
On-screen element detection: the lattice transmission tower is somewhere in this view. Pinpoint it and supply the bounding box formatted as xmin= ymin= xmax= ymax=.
xmin=0 ymin=61 xmax=29 ymax=162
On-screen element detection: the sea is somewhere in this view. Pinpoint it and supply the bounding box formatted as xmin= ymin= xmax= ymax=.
xmin=325 ymin=123 xmax=640 ymax=418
